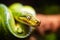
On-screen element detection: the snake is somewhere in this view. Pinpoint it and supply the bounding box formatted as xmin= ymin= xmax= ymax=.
xmin=0 ymin=3 xmax=40 ymax=38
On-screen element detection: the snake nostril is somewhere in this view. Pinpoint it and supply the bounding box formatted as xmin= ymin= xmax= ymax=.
xmin=36 ymin=21 xmax=40 ymax=27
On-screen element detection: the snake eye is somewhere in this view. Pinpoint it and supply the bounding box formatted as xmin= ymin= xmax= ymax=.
xmin=27 ymin=16 xmax=31 ymax=20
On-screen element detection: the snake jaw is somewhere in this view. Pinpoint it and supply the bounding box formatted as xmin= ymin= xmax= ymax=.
xmin=14 ymin=16 xmax=40 ymax=27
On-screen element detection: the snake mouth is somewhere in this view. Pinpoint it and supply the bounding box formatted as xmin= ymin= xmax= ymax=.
xmin=14 ymin=16 xmax=40 ymax=27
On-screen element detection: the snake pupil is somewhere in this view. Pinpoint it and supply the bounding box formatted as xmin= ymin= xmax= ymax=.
xmin=27 ymin=16 xmax=31 ymax=20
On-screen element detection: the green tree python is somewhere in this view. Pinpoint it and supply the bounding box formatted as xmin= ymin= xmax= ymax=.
xmin=0 ymin=3 xmax=40 ymax=38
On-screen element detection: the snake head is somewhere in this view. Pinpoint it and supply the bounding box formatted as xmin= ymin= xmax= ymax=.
xmin=14 ymin=5 xmax=40 ymax=27
xmin=9 ymin=4 xmax=40 ymax=27
xmin=15 ymin=13 xmax=40 ymax=27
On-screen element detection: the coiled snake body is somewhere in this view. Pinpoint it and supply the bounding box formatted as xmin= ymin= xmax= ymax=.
xmin=0 ymin=3 xmax=40 ymax=38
